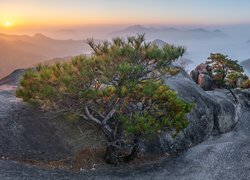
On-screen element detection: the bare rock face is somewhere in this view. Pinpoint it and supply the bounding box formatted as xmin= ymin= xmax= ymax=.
xmin=206 ymin=90 xmax=240 ymax=134
xmin=0 ymin=69 xmax=26 ymax=86
xmin=0 ymin=70 xmax=105 ymax=161
xmin=195 ymin=63 xmax=209 ymax=74
xmin=157 ymin=70 xmax=216 ymax=153
xmin=241 ymin=89 xmax=250 ymax=107
xmin=1 ymin=68 xmax=249 ymax=173
xmin=0 ymin=91 xmax=106 ymax=161
xmin=144 ymin=69 xmax=247 ymax=154
xmin=0 ymin=69 xmax=250 ymax=179
xmin=190 ymin=63 xmax=213 ymax=91
xmin=197 ymin=74 xmax=213 ymax=91
xmin=190 ymin=70 xmax=199 ymax=83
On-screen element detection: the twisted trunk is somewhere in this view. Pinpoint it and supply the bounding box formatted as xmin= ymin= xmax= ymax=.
xmin=104 ymin=135 xmax=141 ymax=165
xmin=123 ymin=137 xmax=140 ymax=162
xmin=86 ymin=101 xmax=141 ymax=165
xmin=105 ymin=144 xmax=120 ymax=165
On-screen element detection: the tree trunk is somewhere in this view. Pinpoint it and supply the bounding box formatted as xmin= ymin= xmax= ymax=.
xmin=101 ymin=121 xmax=141 ymax=165
xmin=226 ymin=87 xmax=239 ymax=103
xmin=105 ymin=145 xmax=119 ymax=165
xmin=123 ymin=137 xmax=140 ymax=162
xmin=105 ymin=137 xmax=141 ymax=165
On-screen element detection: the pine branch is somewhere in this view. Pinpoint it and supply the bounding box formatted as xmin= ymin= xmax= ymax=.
xmin=84 ymin=105 xmax=101 ymax=125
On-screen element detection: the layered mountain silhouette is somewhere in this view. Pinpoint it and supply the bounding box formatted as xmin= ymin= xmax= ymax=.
xmin=0 ymin=33 xmax=91 ymax=79
xmin=114 ymin=25 xmax=157 ymax=34
xmin=112 ymin=25 xmax=226 ymax=39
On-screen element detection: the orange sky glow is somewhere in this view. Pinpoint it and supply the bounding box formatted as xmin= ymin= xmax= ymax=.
xmin=1 ymin=0 xmax=250 ymax=29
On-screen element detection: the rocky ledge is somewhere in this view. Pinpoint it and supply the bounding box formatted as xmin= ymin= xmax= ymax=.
xmin=0 ymin=69 xmax=249 ymax=179
xmin=142 ymin=69 xmax=250 ymax=154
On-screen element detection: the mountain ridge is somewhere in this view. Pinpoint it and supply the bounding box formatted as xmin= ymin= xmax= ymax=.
xmin=0 ymin=32 xmax=90 ymax=79
xmin=114 ymin=25 xmax=225 ymax=35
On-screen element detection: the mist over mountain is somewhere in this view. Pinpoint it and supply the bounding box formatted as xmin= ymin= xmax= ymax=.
xmin=110 ymin=25 xmax=250 ymax=72
xmin=112 ymin=25 xmax=226 ymax=40
xmin=110 ymin=25 xmax=235 ymax=72
xmin=241 ymin=59 xmax=250 ymax=75
xmin=146 ymin=39 xmax=193 ymax=70
xmin=0 ymin=33 xmax=91 ymax=79
xmin=1 ymin=24 xmax=250 ymax=78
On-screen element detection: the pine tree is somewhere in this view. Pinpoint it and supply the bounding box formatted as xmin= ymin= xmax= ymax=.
xmin=16 ymin=34 xmax=192 ymax=165
xmin=206 ymin=53 xmax=244 ymax=88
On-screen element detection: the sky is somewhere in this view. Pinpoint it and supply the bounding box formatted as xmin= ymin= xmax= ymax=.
xmin=1 ymin=0 xmax=250 ymax=28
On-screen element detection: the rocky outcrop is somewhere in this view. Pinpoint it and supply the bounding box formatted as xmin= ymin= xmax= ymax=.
xmin=143 ymin=69 xmax=249 ymax=154
xmin=234 ymin=88 xmax=250 ymax=108
xmin=0 ymin=68 xmax=249 ymax=166
xmin=195 ymin=63 xmax=209 ymax=74
xmin=190 ymin=69 xmax=199 ymax=83
xmin=190 ymin=63 xmax=213 ymax=91
xmin=0 ymin=73 xmax=105 ymax=161
xmin=206 ymin=90 xmax=239 ymax=134
xmin=0 ymin=92 xmax=105 ymax=160
xmin=197 ymin=74 xmax=213 ymax=91
xmin=0 ymin=69 xmax=25 ymax=86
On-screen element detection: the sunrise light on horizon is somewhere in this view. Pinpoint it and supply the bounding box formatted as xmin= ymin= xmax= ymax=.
xmin=1 ymin=0 xmax=250 ymax=29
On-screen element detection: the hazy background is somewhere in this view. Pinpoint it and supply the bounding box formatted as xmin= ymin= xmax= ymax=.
xmin=0 ymin=0 xmax=250 ymax=78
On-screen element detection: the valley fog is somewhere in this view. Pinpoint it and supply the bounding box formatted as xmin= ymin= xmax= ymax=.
xmin=23 ymin=24 xmax=250 ymax=62
xmin=0 ymin=24 xmax=250 ymax=79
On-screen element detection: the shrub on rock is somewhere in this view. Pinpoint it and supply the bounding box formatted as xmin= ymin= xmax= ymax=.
xmin=16 ymin=35 xmax=192 ymax=165
xmin=206 ymin=53 xmax=244 ymax=88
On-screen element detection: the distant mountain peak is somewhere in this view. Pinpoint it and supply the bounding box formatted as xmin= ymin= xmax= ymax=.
xmin=127 ymin=25 xmax=145 ymax=29
xmin=151 ymin=39 xmax=167 ymax=47
xmin=123 ymin=25 xmax=148 ymax=31
xmin=112 ymin=26 xmax=225 ymax=39
xmin=56 ymin=29 xmax=76 ymax=33
xmin=114 ymin=25 xmax=158 ymax=34
xmin=187 ymin=28 xmax=210 ymax=33
xmin=33 ymin=33 xmax=52 ymax=40
xmin=33 ymin=33 xmax=45 ymax=37
xmin=213 ymin=29 xmax=222 ymax=33
xmin=162 ymin=27 xmax=180 ymax=32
